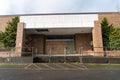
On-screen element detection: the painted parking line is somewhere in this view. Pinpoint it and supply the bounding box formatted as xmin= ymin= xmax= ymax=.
xmin=45 ymin=63 xmax=64 ymax=70
xmin=34 ymin=63 xmax=51 ymax=70
xmin=37 ymin=63 xmax=87 ymax=70
xmin=64 ymin=63 xmax=85 ymax=70
xmin=52 ymin=63 xmax=70 ymax=70
xmin=40 ymin=63 xmax=56 ymax=70
xmin=34 ymin=63 xmax=68 ymax=70
xmin=57 ymin=63 xmax=78 ymax=69
xmin=23 ymin=63 xmax=88 ymax=70
xmin=71 ymin=63 xmax=88 ymax=70
xmin=73 ymin=63 xmax=88 ymax=69
xmin=24 ymin=63 xmax=42 ymax=70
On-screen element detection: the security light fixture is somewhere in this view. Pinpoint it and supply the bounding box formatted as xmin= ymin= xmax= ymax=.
xmin=36 ymin=29 xmax=49 ymax=32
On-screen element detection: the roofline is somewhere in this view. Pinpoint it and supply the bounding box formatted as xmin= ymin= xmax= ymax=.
xmin=0 ymin=12 xmax=119 ymax=16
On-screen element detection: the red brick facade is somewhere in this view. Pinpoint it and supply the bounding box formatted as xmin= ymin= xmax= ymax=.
xmin=0 ymin=13 xmax=120 ymax=57
xmin=32 ymin=35 xmax=46 ymax=54
xmin=92 ymin=21 xmax=103 ymax=52
xmin=0 ymin=16 xmax=18 ymax=32
xmin=15 ymin=22 xmax=24 ymax=56
xmin=46 ymin=41 xmax=67 ymax=54
xmin=75 ymin=33 xmax=92 ymax=53
xmin=99 ymin=13 xmax=120 ymax=27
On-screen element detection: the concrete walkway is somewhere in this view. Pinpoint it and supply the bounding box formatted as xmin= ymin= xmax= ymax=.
xmin=24 ymin=63 xmax=88 ymax=70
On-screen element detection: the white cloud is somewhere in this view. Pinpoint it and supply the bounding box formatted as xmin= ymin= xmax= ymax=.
xmin=0 ymin=0 xmax=11 ymax=14
xmin=9 ymin=0 xmax=30 ymax=14
xmin=0 ymin=0 xmax=80 ymax=14
xmin=29 ymin=0 xmax=78 ymax=13
xmin=75 ymin=0 xmax=117 ymax=12
xmin=0 ymin=0 xmax=119 ymax=15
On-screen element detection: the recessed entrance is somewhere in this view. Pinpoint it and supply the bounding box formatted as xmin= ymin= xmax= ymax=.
xmin=24 ymin=29 xmax=92 ymax=55
xmin=46 ymin=35 xmax=74 ymax=54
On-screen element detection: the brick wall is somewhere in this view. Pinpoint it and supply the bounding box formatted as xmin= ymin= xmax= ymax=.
xmin=75 ymin=33 xmax=92 ymax=53
xmin=46 ymin=41 xmax=67 ymax=54
xmin=92 ymin=21 xmax=103 ymax=52
xmin=15 ymin=22 xmax=24 ymax=56
xmin=0 ymin=16 xmax=18 ymax=32
xmin=99 ymin=13 xmax=120 ymax=27
xmin=31 ymin=35 xmax=45 ymax=54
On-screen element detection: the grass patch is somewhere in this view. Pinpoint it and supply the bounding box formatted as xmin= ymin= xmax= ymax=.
xmin=85 ymin=63 xmax=120 ymax=66
xmin=0 ymin=63 xmax=28 ymax=67
xmin=85 ymin=63 xmax=120 ymax=70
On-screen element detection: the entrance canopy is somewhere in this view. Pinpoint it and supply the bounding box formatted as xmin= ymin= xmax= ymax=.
xmin=20 ymin=14 xmax=98 ymax=29
xmin=20 ymin=14 xmax=98 ymax=35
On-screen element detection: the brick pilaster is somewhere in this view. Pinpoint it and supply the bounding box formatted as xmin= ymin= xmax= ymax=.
xmin=92 ymin=21 xmax=103 ymax=53
xmin=15 ymin=22 xmax=24 ymax=57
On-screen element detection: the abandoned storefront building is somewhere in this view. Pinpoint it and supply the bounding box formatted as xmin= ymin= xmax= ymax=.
xmin=0 ymin=12 xmax=120 ymax=57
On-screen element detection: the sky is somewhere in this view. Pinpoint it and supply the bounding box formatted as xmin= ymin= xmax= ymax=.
xmin=0 ymin=0 xmax=120 ymax=15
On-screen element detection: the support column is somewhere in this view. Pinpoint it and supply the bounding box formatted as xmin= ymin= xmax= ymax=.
xmin=15 ymin=22 xmax=24 ymax=57
xmin=92 ymin=21 xmax=103 ymax=54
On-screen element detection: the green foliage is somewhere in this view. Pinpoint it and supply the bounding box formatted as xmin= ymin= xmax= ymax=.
xmin=109 ymin=28 xmax=120 ymax=49
xmin=101 ymin=17 xmax=111 ymax=47
xmin=0 ymin=17 xmax=19 ymax=48
xmin=101 ymin=17 xmax=120 ymax=49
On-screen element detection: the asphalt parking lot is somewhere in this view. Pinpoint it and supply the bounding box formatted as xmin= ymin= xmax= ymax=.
xmin=0 ymin=63 xmax=120 ymax=80
xmin=0 ymin=69 xmax=120 ymax=80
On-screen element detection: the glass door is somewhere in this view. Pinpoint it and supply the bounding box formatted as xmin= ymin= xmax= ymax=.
xmin=66 ymin=41 xmax=73 ymax=54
